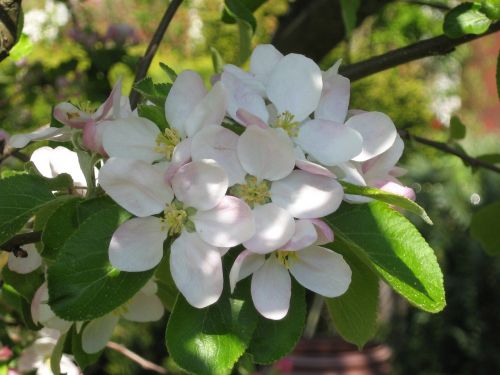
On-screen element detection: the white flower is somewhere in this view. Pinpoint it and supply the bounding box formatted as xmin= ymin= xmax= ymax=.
xmin=230 ymin=220 xmax=351 ymax=320
xmin=8 ymin=126 xmax=72 ymax=149
xmin=81 ymin=280 xmax=164 ymax=354
xmin=7 ymin=244 xmax=42 ymax=274
xmin=31 ymin=283 xmax=72 ymax=332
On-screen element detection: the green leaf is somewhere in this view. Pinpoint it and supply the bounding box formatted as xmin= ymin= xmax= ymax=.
xmin=223 ymin=0 xmax=258 ymax=32
xmin=137 ymin=104 xmax=168 ymax=131
xmin=34 ymin=196 xmax=79 ymax=234
xmin=222 ymin=0 xmax=266 ymax=25
xmin=133 ymin=77 xmax=172 ymax=107
xmin=47 ymin=204 xmax=154 ymax=321
xmin=210 ymin=47 xmax=225 ymax=74
xmin=0 ymin=174 xmax=55 ymax=245
xmin=339 ymin=180 xmax=433 ymax=225
xmin=237 ymin=19 xmax=253 ymax=64
xmin=325 ymin=202 xmax=445 ymax=313
xmin=160 ymin=62 xmax=178 ymax=82
xmin=166 ymin=289 xmax=258 ymax=375
xmin=325 ymin=244 xmax=379 ymax=348
xmin=480 ymin=0 xmax=500 ymax=19
xmin=476 ymin=153 xmax=500 ymax=164
xmin=444 ymin=2 xmax=492 ymax=38
xmin=8 ymin=33 xmax=33 ymax=61
xmin=449 ymin=116 xmax=467 ymax=140
xmin=470 ymin=200 xmax=500 ymax=255
xmin=247 ymin=281 xmax=306 ymax=364
xmin=50 ymin=332 xmax=67 ymax=375
xmin=1 ymin=267 xmax=44 ymax=302
xmin=339 ymin=0 xmax=360 ymax=37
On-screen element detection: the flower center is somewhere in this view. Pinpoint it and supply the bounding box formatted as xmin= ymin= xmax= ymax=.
xmin=161 ymin=201 xmax=196 ymax=236
xmin=154 ymin=128 xmax=181 ymax=160
xmin=275 ymin=251 xmax=298 ymax=269
xmin=274 ymin=111 xmax=300 ymax=138
xmin=230 ymin=175 xmax=271 ymax=208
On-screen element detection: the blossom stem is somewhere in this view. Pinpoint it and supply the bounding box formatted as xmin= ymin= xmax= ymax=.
xmin=0 ymin=232 xmax=42 ymax=253
xmin=106 ymin=341 xmax=167 ymax=374
xmin=129 ymin=0 xmax=184 ymax=109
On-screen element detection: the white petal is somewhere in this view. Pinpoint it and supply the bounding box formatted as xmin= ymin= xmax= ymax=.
xmin=373 ymin=179 xmax=416 ymax=201
xmin=267 ymin=54 xmax=323 ymax=122
xmin=122 ymin=292 xmax=164 ymax=322
xmin=165 ymin=70 xmax=207 ymax=137
xmin=308 ymin=218 xmax=334 ymax=245
xmin=289 ymin=246 xmax=351 ymax=297
xmin=243 ymin=203 xmax=295 ymax=254
xmin=185 ymin=81 xmax=227 ymax=137
xmin=31 ymin=283 xmax=71 ymax=332
xmin=295 ymin=158 xmax=335 ymax=178
xmin=193 ymin=196 xmax=254 ymax=247
xmin=8 ymin=244 xmax=42 ymax=274
xmin=363 ymin=134 xmax=404 ymax=181
xmin=31 ymin=146 xmax=86 ymax=187
xmin=8 ymin=127 xmax=71 ymax=149
xmin=99 ymin=158 xmax=173 ymax=217
xmin=251 ymin=255 xmax=291 ymax=320
xmin=191 ymin=125 xmax=246 ymax=186
xmin=315 ymin=74 xmax=350 ymax=123
xmin=223 ymin=64 xmax=267 ymax=95
xmin=322 ymin=59 xmax=342 ymax=80
xmin=172 ymin=159 xmax=228 ymax=211
xmin=237 ymin=126 xmax=295 ymax=181
xmin=101 ymin=117 xmax=162 ymax=162
xmin=82 ymin=314 xmax=119 ymax=354
xmin=59 ymin=355 xmax=80 ymax=375
xmin=283 ymin=219 xmax=318 ymax=251
xmin=250 ymin=44 xmax=284 ymax=84
xmin=296 ymin=119 xmax=363 ymax=166
xmin=53 ymin=102 xmax=92 ymax=129
xmin=346 ymin=112 xmax=397 ymax=162
xmin=271 ymin=170 xmax=344 ymax=219
xmin=229 ymin=250 xmax=265 ymax=292
xmin=109 ymin=217 xmax=167 ymax=272
xmin=165 ymin=138 xmax=192 ymax=183
xmin=170 ymin=232 xmax=223 ymax=308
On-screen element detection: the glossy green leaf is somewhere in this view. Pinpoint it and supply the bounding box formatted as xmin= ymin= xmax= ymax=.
xmin=237 ymin=19 xmax=253 ymax=64
xmin=340 ymin=180 xmax=433 ymax=224
xmin=480 ymin=0 xmax=500 ymax=19
xmin=247 ymin=281 xmax=306 ymax=364
xmin=47 ymin=204 xmax=154 ymax=321
xmin=325 ymin=202 xmax=445 ymax=313
xmin=137 ymin=103 xmax=168 ymax=131
xmin=449 ymin=116 xmax=466 ymax=140
xmin=1 ymin=267 xmax=44 ymax=302
xmin=223 ymin=0 xmax=258 ymax=32
xmin=470 ymin=200 xmax=500 ymax=255
xmin=340 ymin=0 xmax=360 ymax=36
xmin=444 ymin=3 xmax=492 ymax=38
xmin=325 ymin=244 xmax=379 ymax=348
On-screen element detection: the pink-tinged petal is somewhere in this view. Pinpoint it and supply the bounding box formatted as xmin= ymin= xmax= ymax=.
xmin=330 ymin=162 xmax=372 ymax=204
xmin=82 ymin=314 xmax=119 ymax=354
xmin=224 ymin=64 xmax=267 ymax=95
xmin=315 ymin=74 xmax=350 ymax=123
xmin=221 ymin=70 xmax=268 ymax=125
xmin=308 ymin=218 xmax=334 ymax=245
xmin=109 ymin=217 xmax=167 ymax=272
xmin=99 ymin=158 xmax=173 ymax=217
xmin=237 ymin=126 xmax=295 ymax=181
xmin=243 ymin=203 xmax=295 ymax=254
xmin=295 ymin=158 xmax=336 ymax=178
xmin=236 ymin=108 xmax=269 ymax=129
xmin=289 ymin=246 xmax=351 ymax=297
xmin=229 ymin=250 xmax=265 ymax=292
xmin=322 ymin=59 xmax=342 ymax=81
xmin=122 ymin=292 xmax=164 ymax=322
xmin=346 ymin=112 xmax=397 ymax=162
xmin=8 ymin=244 xmax=41 ymax=274
xmin=165 ymin=138 xmax=192 ymax=183
xmin=373 ymin=179 xmax=416 ymax=201
xmin=185 ymin=81 xmax=227 ymax=137
xmin=170 ymin=232 xmax=223 ymax=308
xmin=101 ymin=117 xmax=162 ymax=162
xmin=53 ymin=102 xmax=92 ymax=129
xmin=8 ymin=127 xmax=72 ymax=149
xmin=250 ymin=44 xmax=283 ymax=83
xmin=191 ymin=125 xmax=246 ymax=186
xmin=193 ymin=196 xmax=255 ymax=247
xmin=296 ymin=119 xmax=363 ymax=166
xmin=282 ymin=219 xmax=317 ymax=251
xmin=267 ymin=54 xmax=323 ymax=122
xmin=270 ymin=170 xmax=344 ymax=219
xmin=251 ymin=255 xmax=291 ymax=320
xmin=94 ymin=78 xmax=123 ymax=121
xmin=82 ymin=120 xmax=107 ymax=155
xmin=363 ymin=135 xmax=404 ymax=180
xmin=389 ymin=166 xmax=407 ymax=178
xmin=165 ymin=70 xmax=207 ymax=137
xmin=171 ymin=159 xmax=228 ymax=211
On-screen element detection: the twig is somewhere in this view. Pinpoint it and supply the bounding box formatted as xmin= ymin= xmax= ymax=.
xmin=0 ymin=148 xmax=29 ymax=164
xmin=0 ymin=232 xmax=42 ymax=253
xmin=129 ymin=0 xmax=183 ymax=109
xmin=106 ymin=341 xmax=167 ymax=374
xmin=340 ymin=22 xmax=500 ymax=81
xmin=399 ymin=129 xmax=500 ymax=174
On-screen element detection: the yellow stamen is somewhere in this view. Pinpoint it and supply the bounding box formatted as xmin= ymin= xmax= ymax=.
xmin=230 ymin=175 xmax=271 ymax=208
xmin=154 ymin=128 xmax=181 ymax=160
xmin=275 ymin=251 xmax=298 ymax=269
xmin=274 ymin=111 xmax=300 ymax=138
xmin=162 ymin=203 xmax=189 ymax=236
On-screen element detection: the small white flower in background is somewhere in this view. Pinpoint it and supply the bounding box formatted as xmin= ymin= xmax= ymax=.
xmin=81 ymin=280 xmax=164 ymax=354
xmin=23 ymin=0 xmax=70 ymax=43
xmin=16 ymin=328 xmax=80 ymax=375
xmin=7 ymin=244 xmax=42 ymax=274
xmin=230 ymin=220 xmax=351 ymax=320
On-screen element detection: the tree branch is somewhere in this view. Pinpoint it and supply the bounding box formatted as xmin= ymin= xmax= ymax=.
xmin=0 ymin=0 xmax=22 ymax=63
xmin=106 ymin=341 xmax=167 ymax=374
xmin=0 ymin=148 xmax=29 ymax=164
xmin=399 ymin=129 xmax=500 ymax=174
xmin=0 ymin=232 xmax=42 ymax=253
xmin=129 ymin=0 xmax=183 ymax=109
xmin=340 ymin=22 xmax=500 ymax=81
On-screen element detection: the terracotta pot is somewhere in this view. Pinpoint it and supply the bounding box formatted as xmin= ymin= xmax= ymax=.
xmin=284 ymin=337 xmax=392 ymax=375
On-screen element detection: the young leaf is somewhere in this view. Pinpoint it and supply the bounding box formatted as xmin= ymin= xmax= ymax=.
xmin=247 ymin=281 xmax=306 ymax=364
xmin=339 ymin=0 xmax=360 ymax=37
xmin=1 ymin=267 xmax=44 ymax=302
xmin=133 ymin=77 xmax=172 ymax=107
xmin=224 ymin=0 xmax=257 ymax=32
xmin=47 ymin=204 xmax=154 ymax=321
xmin=449 ymin=116 xmax=467 ymax=140
xmin=444 ymin=3 xmax=492 ymax=38
xmin=237 ymin=19 xmax=253 ymax=65
xmin=210 ymin=46 xmax=225 ymax=74
xmin=470 ymin=200 xmax=500 ymax=256
xmin=222 ymin=0 xmax=266 ymax=25
xmin=325 ymin=243 xmax=379 ymax=349
xmin=325 ymin=202 xmax=446 ymax=313
xmin=8 ymin=33 xmax=33 ymax=61
xmin=339 ymin=180 xmax=433 ymax=225
xmin=137 ymin=104 xmax=168 ymax=131
xmin=160 ymin=62 xmax=178 ymax=82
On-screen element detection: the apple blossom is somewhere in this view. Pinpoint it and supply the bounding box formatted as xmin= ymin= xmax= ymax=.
xmin=31 ymin=282 xmax=72 ymax=332
xmin=7 ymin=244 xmax=42 ymax=274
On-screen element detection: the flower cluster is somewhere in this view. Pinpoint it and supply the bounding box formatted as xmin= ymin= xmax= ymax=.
xmin=8 ymin=44 xmax=413 ymax=322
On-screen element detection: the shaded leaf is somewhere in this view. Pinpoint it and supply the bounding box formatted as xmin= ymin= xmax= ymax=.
xmin=470 ymin=200 xmax=500 ymax=255
xmin=340 ymin=0 xmax=361 ymax=36
xmin=449 ymin=116 xmax=466 ymax=140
